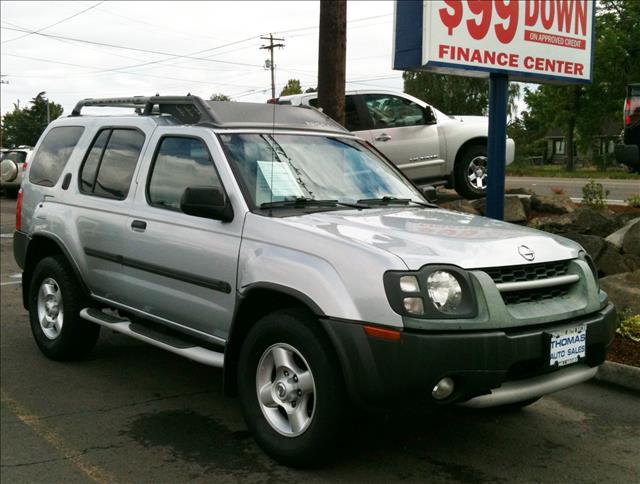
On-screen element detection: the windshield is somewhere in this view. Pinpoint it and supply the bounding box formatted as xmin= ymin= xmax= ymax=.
xmin=219 ymin=133 xmax=424 ymax=209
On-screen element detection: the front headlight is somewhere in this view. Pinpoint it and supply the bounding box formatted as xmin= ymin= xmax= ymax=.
xmin=384 ymin=265 xmax=477 ymax=319
xmin=427 ymin=271 xmax=462 ymax=313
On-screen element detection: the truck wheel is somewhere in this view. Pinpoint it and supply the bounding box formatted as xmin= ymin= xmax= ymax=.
xmin=454 ymin=144 xmax=488 ymax=199
xmin=29 ymin=256 xmax=100 ymax=360
xmin=237 ymin=308 xmax=346 ymax=467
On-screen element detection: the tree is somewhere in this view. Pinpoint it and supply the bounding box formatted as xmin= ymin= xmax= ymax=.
xmin=518 ymin=0 xmax=640 ymax=169
xmin=1 ymin=92 xmax=63 ymax=147
xmin=403 ymin=72 xmax=521 ymax=119
xmin=210 ymin=93 xmax=232 ymax=101
xmin=280 ymin=79 xmax=303 ymax=96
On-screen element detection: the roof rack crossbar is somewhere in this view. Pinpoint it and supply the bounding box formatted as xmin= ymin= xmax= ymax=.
xmin=70 ymin=95 xmax=221 ymax=125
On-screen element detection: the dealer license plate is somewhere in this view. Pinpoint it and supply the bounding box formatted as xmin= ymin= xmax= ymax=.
xmin=549 ymin=324 xmax=587 ymax=367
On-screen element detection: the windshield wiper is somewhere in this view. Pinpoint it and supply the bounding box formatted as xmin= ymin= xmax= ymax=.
xmin=260 ymin=197 xmax=366 ymax=209
xmin=356 ymin=196 xmax=436 ymax=208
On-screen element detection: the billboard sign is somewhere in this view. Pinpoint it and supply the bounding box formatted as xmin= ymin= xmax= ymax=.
xmin=394 ymin=0 xmax=595 ymax=84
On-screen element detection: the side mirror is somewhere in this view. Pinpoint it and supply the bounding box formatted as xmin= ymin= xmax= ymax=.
xmin=180 ymin=186 xmax=233 ymax=222
xmin=423 ymin=106 xmax=437 ymax=125
xmin=422 ymin=186 xmax=437 ymax=203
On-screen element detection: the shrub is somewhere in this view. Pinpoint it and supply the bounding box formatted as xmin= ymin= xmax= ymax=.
xmin=616 ymin=312 xmax=640 ymax=342
xmin=550 ymin=186 xmax=566 ymax=196
xmin=626 ymin=193 xmax=640 ymax=208
xmin=582 ymin=179 xmax=609 ymax=209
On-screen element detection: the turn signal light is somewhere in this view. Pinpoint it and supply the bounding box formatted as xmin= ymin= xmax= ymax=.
xmin=364 ymin=325 xmax=401 ymax=341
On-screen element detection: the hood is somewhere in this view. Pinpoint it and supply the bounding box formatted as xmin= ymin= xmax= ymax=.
xmin=279 ymin=207 xmax=581 ymax=270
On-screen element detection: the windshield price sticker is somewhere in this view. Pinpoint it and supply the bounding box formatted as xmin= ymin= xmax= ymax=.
xmin=395 ymin=0 xmax=595 ymax=83
xmin=256 ymin=161 xmax=304 ymax=199
xmin=549 ymin=324 xmax=586 ymax=367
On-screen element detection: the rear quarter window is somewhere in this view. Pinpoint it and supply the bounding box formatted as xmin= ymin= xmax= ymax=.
xmin=29 ymin=126 xmax=85 ymax=187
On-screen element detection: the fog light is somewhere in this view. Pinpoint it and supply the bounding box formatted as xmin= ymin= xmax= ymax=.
xmin=432 ymin=377 xmax=454 ymax=400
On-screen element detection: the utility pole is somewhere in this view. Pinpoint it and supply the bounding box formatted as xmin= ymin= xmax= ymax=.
xmin=260 ymin=34 xmax=285 ymax=99
xmin=317 ymin=0 xmax=346 ymax=126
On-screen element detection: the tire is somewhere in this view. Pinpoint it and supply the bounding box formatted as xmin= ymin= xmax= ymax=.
xmin=237 ymin=308 xmax=346 ymax=467
xmin=28 ymin=256 xmax=100 ymax=360
xmin=454 ymin=144 xmax=488 ymax=199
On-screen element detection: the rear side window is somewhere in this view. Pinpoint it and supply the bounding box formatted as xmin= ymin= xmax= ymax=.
xmin=148 ymin=136 xmax=222 ymax=211
xmin=29 ymin=126 xmax=85 ymax=187
xmin=79 ymin=128 xmax=145 ymax=199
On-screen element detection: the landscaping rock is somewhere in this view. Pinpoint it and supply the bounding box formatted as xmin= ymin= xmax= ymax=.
xmin=622 ymin=219 xmax=640 ymax=256
xmin=531 ymin=194 xmax=575 ymax=214
xmin=600 ymin=270 xmax=640 ymax=315
xmin=605 ymin=217 xmax=639 ymax=250
xmin=440 ymin=199 xmax=480 ymax=215
xmin=503 ymin=196 xmax=527 ymax=223
xmin=595 ymin=242 xmax=630 ymax=276
xmin=563 ymin=233 xmax=606 ymax=259
xmin=623 ymin=253 xmax=640 ymax=271
xmin=572 ymin=208 xmax=622 ymax=237
xmin=520 ymin=196 xmax=531 ymax=218
xmin=527 ymin=214 xmax=575 ymax=234
xmin=469 ymin=196 xmax=526 ymax=222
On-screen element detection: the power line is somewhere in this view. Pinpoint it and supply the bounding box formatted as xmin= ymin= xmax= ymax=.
xmin=1 ymin=1 xmax=104 ymax=45
xmin=0 ymin=26 xmax=264 ymax=69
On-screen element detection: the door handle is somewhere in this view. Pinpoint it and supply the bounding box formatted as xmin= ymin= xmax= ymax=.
xmin=375 ymin=133 xmax=391 ymax=142
xmin=131 ymin=220 xmax=147 ymax=231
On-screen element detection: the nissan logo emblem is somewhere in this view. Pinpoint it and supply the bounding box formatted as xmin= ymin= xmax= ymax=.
xmin=518 ymin=245 xmax=535 ymax=261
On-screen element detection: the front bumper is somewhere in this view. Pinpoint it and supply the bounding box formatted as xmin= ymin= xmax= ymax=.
xmin=321 ymin=303 xmax=616 ymax=409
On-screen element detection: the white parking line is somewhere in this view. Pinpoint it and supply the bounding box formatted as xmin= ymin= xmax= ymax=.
xmin=0 ymin=281 xmax=21 ymax=286
xmin=0 ymin=233 xmax=13 ymax=238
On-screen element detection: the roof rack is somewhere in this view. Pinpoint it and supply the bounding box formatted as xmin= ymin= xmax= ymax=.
xmin=70 ymin=95 xmax=221 ymax=125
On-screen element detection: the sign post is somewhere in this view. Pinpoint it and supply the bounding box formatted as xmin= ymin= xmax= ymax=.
xmin=393 ymin=0 xmax=595 ymax=220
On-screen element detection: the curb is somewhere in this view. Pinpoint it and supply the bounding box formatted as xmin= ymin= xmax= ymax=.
xmin=595 ymin=361 xmax=640 ymax=392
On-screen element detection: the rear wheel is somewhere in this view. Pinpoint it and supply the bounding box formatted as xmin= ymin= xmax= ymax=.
xmin=29 ymin=256 xmax=100 ymax=360
xmin=454 ymin=144 xmax=488 ymax=199
xmin=237 ymin=308 xmax=346 ymax=467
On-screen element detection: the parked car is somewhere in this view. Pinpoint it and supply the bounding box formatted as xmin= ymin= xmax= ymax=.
xmin=1 ymin=146 xmax=32 ymax=197
xmin=14 ymin=96 xmax=614 ymax=466
xmin=614 ymin=83 xmax=640 ymax=172
xmin=273 ymin=89 xmax=515 ymax=199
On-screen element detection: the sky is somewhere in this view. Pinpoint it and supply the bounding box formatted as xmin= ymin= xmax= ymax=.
xmin=0 ymin=1 xmax=405 ymax=116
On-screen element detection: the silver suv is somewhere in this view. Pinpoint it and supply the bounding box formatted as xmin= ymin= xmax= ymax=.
xmin=1 ymin=146 xmax=32 ymax=197
xmin=14 ymin=96 xmax=615 ymax=466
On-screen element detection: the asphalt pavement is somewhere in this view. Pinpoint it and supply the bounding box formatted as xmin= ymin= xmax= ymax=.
xmin=1 ymin=194 xmax=639 ymax=483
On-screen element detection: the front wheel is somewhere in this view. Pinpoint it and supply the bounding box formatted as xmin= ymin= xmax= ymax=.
xmin=29 ymin=256 xmax=100 ymax=360
xmin=454 ymin=144 xmax=488 ymax=199
xmin=237 ymin=309 xmax=346 ymax=467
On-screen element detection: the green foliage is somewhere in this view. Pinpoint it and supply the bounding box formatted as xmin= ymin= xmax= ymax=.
xmin=403 ymin=72 xmax=519 ymax=117
xmin=626 ymin=193 xmax=640 ymax=208
xmin=582 ymin=179 xmax=610 ymax=209
xmin=616 ymin=312 xmax=640 ymax=342
xmin=280 ymin=79 xmax=303 ymax=96
xmin=517 ymin=1 xmax=640 ymax=169
xmin=1 ymin=92 xmax=63 ymax=147
xmin=210 ymin=93 xmax=232 ymax=101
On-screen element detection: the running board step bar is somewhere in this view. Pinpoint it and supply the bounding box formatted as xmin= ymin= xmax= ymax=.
xmin=80 ymin=308 xmax=224 ymax=368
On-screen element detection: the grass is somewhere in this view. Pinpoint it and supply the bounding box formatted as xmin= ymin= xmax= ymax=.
xmin=506 ymin=163 xmax=640 ymax=179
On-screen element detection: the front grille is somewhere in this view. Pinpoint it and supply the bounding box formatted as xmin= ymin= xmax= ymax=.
xmin=501 ymin=285 xmax=571 ymax=305
xmin=482 ymin=260 xmax=570 ymax=284
xmin=478 ymin=260 xmax=574 ymax=305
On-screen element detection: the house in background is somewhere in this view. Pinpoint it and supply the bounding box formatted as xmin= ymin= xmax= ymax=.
xmin=543 ymin=120 xmax=621 ymax=166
